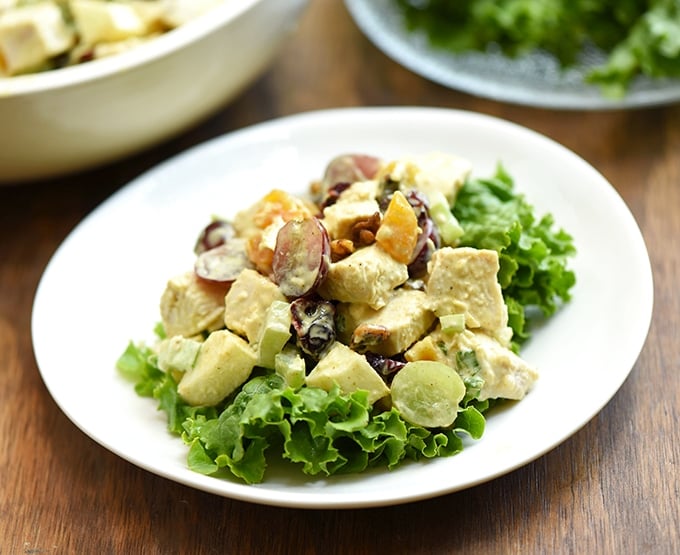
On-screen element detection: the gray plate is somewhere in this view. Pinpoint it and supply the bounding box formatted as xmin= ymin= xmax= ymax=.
xmin=345 ymin=0 xmax=680 ymax=110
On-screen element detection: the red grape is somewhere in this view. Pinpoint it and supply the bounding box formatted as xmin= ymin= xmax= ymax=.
xmin=272 ymin=217 xmax=330 ymax=298
xmin=322 ymin=154 xmax=381 ymax=190
xmin=194 ymin=220 xmax=235 ymax=255
xmin=194 ymin=239 xmax=252 ymax=283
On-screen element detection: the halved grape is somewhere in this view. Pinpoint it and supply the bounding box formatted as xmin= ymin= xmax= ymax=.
xmin=194 ymin=239 xmax=252 ymax=283
xmin=322 ymin=154 xmax=381 ymax=191
xmin=405 ymin=191 xmax=440 ymax=277
xmin=390 ymin=361 xmax=465 ymax=428
xmin=404 ymin=189 xmax=429 ymax=215
xmin=408 ymin=219 xmax=438 ymax=278
xmin=272 ymin=217 xmax=330 ymax=298
xmin=194 ymin=219 xmax=235 ymax=255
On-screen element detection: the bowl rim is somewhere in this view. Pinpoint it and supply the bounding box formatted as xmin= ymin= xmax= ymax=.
xmin=0 ymin=0 xmax=261 ymax=97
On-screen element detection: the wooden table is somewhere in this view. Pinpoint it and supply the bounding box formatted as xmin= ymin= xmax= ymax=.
xmin=2 ymin=2 xmax=678 ymax=553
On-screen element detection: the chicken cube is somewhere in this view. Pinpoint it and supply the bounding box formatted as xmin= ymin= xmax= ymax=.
xmin=305 ymin=342 xmax=390 ymax=404
xmin=0 ymin=2 xmax=74 ymax=75
xmin=223 ymin=268 xmax=286 ymax=343
xmin=378 ymin=152 xmax=472 ymax=205
xmin=160 ymin=271 xmax=228 ymax=338
xmin=317 ymin=244 xmax=408 ymax=309
xmin=334 ymin=180 xmax=380 ymax=203
xmin=161 ymin=0 xmax=224 ymax=27
xmin=70 ymin=0 xmax=149 ymax=45
xmin=425 ymin=247 xmax=509 ymax=340
xmin=321 ymin=198 xmax=381 ymax=242
xmin=405 ymin=328 xmax=538 ymax=401
xmin=337 ymin=289 xmax=435 ymax=356
xmin=178 ymin=329 xmax=257 ymax=406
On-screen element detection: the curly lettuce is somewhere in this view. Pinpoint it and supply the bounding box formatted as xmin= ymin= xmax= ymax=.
xmin=394 ymin=0 xmax=680 ymax=97
xmin=117 ymin=344 xmax=485 ymax=484
xmin=453 ymin=164 xmax=576 ymax=350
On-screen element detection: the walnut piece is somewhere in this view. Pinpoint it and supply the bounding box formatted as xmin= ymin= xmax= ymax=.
xmin=351 ymin=212 xmax=381 ymax=246
xmin=330 ymin=239 xmax=355 ymax=262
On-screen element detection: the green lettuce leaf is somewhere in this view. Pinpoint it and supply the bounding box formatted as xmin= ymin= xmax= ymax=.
xmin=394 ymin=0 xmax=680 ymax=96
xmin=176 ymin=373 xmax=485 ymax=484
xmin=116 ymin=342 xmax=217 ymax=434
xmin=453 ymin=165 xmax=576 ymax=350
xmin=116 ymin=341 xmax=163 ymax=397
xmin=586 ymin=0 xmax=680 ymax=97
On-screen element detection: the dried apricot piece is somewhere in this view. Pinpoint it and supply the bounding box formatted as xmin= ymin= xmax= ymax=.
xmin=375 ymin=190 xmax=419 ymax=263
xmin=253 ymin=189 xmax=316 ymax=228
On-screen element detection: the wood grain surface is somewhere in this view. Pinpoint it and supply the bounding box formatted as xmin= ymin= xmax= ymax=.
xmin=2 ymin=2 xmax=679 ymax=553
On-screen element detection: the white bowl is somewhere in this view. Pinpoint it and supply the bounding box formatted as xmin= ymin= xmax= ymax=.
xmin=0 ymin=0 xmax=308 ymax=184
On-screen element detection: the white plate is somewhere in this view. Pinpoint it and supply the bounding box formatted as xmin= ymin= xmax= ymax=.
xmin=345 ymin=0 xmax=680 ymax=110
xmin=32 ymin=107 xmax=653 ymax=508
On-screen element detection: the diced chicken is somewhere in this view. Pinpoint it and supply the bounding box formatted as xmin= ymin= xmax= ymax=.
xmin=317 ymin=243 xmax=408 ymax=309
xmin=378 ymin=152 xmax=472 ymax=205
xmin=405 ymin=328 xmax=538 ymax=401
xmin=70 ymin=0 xmax=150 ymax=45
xmin=0 ymin=2 xmax=74 ymax=75
xmin=337 ymin=289 xmax=435 ymax=356
xmin=126 ymin=1 xmax=166 ymax=30
xmin=223 ymin=268 xmax=286 ymax=343
xmin=178 ymin=329 xmax=257 ymax=406
xmin=305 ymin=341 xmax=390 ymax=404
xmin=160 ymin=0 xmax=224 ymax=28
xmin=160 ymin=271 xmax=228 ymax=338
xmin=334 ymin=180 xmax=380 ymax=203
xmin=321 ymin=198 xmax=381 ymax=241
xmin=457 ymin=330 xmax=538 ymax=400
xmin=0 ymin=0 xmax=225 ymax=75
xmin=233 ymin=205 xmax=268 ymax=244
xmin=425 ymin=247 xmax=510 ymax=342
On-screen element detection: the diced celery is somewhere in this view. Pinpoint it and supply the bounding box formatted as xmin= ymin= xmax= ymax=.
xmin=440 ymin=313 xmax=466 ymax=333
xmin=157 ymin=335 xmax=201 ymax=374
xmin=257 ymin=300 xmax=292 ymax=369
xmin=274 ymin=345 xmax=306 ymax=389
xmin=427 ymin=190 xmax=464 ymax=245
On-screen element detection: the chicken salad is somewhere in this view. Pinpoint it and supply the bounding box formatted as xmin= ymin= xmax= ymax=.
xmin=117 ymin=151 xmax=576 ymax=484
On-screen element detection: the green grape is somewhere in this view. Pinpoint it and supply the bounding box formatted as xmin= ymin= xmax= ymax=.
xmin=390 ymin=361 xmax=465 ymax=428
